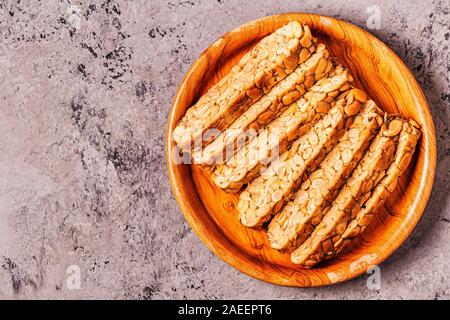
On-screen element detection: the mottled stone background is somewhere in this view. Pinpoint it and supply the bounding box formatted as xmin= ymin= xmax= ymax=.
xmin=0 ymin=0 xmax=448 ymax=299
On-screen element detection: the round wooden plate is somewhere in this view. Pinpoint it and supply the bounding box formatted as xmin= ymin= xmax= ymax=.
xmin=166 ymin=13 xmax=436 ymax=286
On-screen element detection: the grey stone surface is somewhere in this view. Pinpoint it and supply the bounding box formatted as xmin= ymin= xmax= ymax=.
xmin=0 ymin=0 xmax=448 ymax=299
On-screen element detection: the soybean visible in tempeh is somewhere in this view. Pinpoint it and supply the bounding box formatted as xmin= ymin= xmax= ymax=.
xmin=173 ymin=22 xmax=316 ymax=152
xmin=212 ymin=66 xmax=351 ymax=192
xmin=267 ymin=100 xmax=382 ymax=245
xmin=237 ymin=88 xmax=369 ymax=228
xmin=194 ymin=44 xmax=333 ymax=168
xmin=328 ymin=119 xmax=421 ymax=258
xmin=290 ymin=116 xmax=407 ymax=267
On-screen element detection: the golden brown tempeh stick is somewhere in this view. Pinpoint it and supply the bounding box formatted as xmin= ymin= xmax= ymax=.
xmin=193 ymin=44 xmax=333 ymax=168
xmin=328 ymin=119 xmax=421 ymax=257
xmin=237 ymin=89 xmax=371 ymax=228
xmin=173 ymin=22 xmax=316 ymax=152
xmin=290 ymin=116 xmax=408 ymax=267
xmin=212 ymin=67 xmax=351 ymax=193
xmin=267 ymin=100 xmax=382 ymax=248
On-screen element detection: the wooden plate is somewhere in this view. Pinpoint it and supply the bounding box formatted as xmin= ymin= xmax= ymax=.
xmin=166 ymin=13 xmax=436 ymax=286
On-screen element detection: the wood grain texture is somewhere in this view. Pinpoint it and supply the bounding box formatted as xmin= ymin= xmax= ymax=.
xmin=165 ymin=13 xmax=436 ymax=287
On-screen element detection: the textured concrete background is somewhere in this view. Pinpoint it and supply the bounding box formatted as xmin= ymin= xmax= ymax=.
xmin=0 ymin=0 xmax=448 ymax=299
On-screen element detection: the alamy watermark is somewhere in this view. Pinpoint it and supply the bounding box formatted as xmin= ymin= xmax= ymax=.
xmin=366 ymin=265 xmax=381 ymax=290
xmin=366 ymin=5 xmax=381 ymax=30
xmin=66 ymin=5 xmax=82 ymax=30
xmin=66 ymin=264 xmax=81 ymax=290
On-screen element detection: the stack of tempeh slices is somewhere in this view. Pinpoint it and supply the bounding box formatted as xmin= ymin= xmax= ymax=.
xmin=172 ymin=21 xmax=421 ymax=268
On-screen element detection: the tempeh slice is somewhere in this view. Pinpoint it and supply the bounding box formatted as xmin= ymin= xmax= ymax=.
xmin=238 ymin=89 xmax=370 ymax=228
xmin=193 ymin=44 xmax=333 ymax=168
xmin=291 ymin=116 xmax=407 ymax=267
xmin=329 ymin=119 xmax=421 ymax=257
xmin=173 ymin=22 xmax=316 ymax=152
xmin=268 ymin=100 xmax=383 ymax=250
xmin=212 ymin=67 xmax=351 ymax=192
